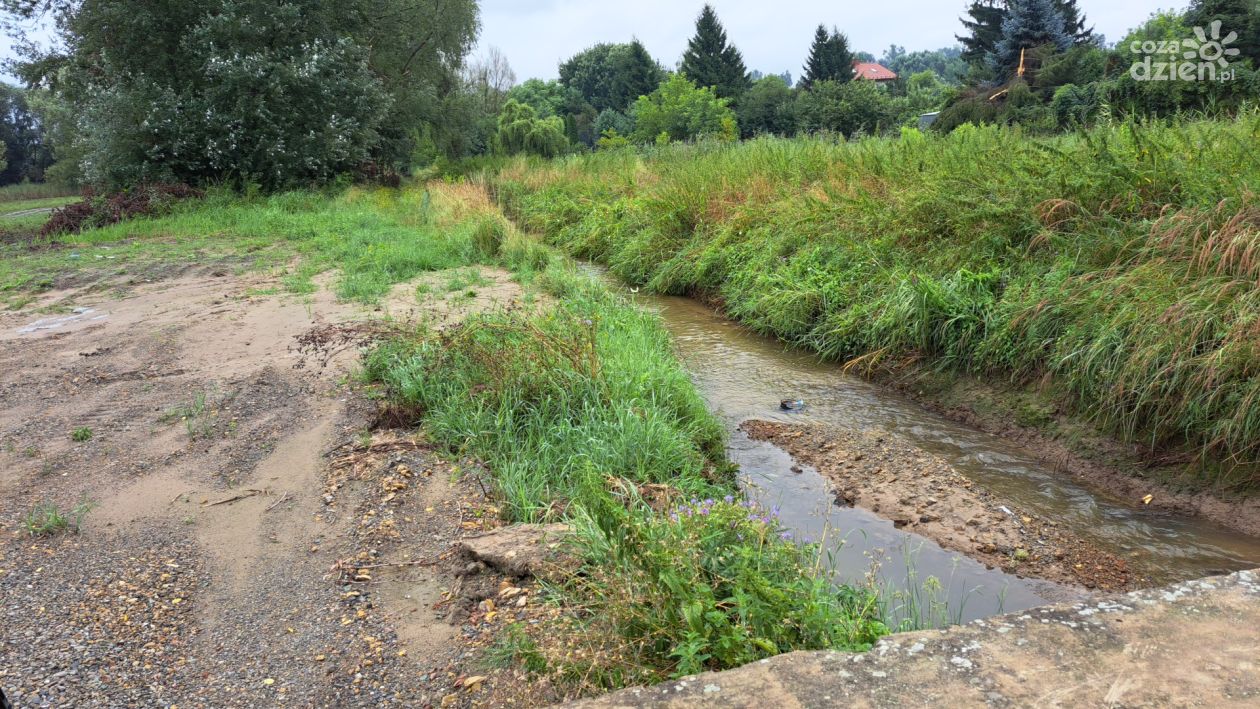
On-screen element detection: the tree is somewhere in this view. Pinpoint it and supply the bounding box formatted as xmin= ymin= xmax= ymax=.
xmin=1187 ymin=0 xmax=1260 ymax=65
xmin=885 ymin=46 xmax=969 ymax=84
xmin=594 ymin=108 xmax=634 ymax=139
xmin=736 ymin=75 xmax=797 ymax=137
xmin=610 ymin=40 xmax=667 ymax=110
xmin=1054 ymin=0 xmax=1096 ymax=45
xmin=796 ymin=79 xmax=895 ymax=137
xmin=679 ymin=4 xmax=751 ymax=100
xmin=495 ymin=100 xmax=569 ymax=158
xmin=958 ymin=1 xmax=1009 ymax=66
xmin=463 ymin=47 xmax=517 ymax=116
xmin=989 ymin=0 xmax=1072 ymax=76
xmin=507 ymin=79 xmax=582 ymax=119
xmin=559 ymin=41 xmax=665 ymax=113
xmin=801 ymin=25 xmax=855 ymax=88
xmin=0 ymin=84 xmax=51 ymax=185
xmin=630 ymin=74 xmax=737 ymax=143
xmin=1 ymin=0 xmax=480 ymax=188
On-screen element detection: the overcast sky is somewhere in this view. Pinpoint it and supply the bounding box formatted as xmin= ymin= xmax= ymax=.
xmin=2 ymin=1 xmax=1184 ymax=85
xmin=477 ymin=0 xmax=1183 ymax=81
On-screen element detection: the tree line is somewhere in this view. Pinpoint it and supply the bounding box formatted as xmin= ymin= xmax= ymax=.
xmin=0 ymin=0 xmax=1257 ymax=190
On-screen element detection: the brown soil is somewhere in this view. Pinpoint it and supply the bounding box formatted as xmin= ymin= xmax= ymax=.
xmin=0 ymin=265 xmax=535 ymax=707
xmin=740 ymin=420 xmax=1140 ymax=592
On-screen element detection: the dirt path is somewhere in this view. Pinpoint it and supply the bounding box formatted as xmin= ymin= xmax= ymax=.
xmin=740 ymin=420 xmax=1139 ymax=592
xmin=0 ymin=266 xmax=530 ymax=707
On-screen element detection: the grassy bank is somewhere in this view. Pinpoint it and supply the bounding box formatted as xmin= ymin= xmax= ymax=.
xmin=363 ymin=224 xmax=887 ymax=689
xmin=491 ymin=117 xmax=1260 ymax=493
xmin=2 ymin=181 xmax=889 ymax=689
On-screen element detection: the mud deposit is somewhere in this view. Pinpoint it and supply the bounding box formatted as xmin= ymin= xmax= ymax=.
xmin=741 ymin=420 xmax=1135 ymax=591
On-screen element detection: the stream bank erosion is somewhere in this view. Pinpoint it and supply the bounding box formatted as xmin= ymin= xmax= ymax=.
xmin=740 ymin=420 xmax=1137 ymax=591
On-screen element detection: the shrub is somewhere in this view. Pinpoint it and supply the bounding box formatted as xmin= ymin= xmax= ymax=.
xmin=630 ymin=75 xmax=738 ymax=144
xmin=796 ymin=79 xmax=896 ymax=137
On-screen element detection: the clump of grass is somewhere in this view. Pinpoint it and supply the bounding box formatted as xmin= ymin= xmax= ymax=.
xmin=71 ymin=427 xmax=93 ymax=442
xmin=558 ymin=497 xmax=885 ymax=686
xmin=366 ymin=269 xmax=726 ymax=519
xmin=23 ymin=499 xmax=96 ymax=536
xmin=161 ymin=390 xmax=212 ymax=438
xmin=365 ymin=263 xmax=889 ymax=689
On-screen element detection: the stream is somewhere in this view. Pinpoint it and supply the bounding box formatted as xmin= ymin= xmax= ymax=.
xmin=624 ymin=288 xmax=1260 ymax=625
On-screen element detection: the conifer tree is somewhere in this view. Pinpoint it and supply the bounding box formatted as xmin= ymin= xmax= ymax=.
xmin=1054 ymin=0 xmax=1096 ymax=45
xmin=988 ymin=0 xmax=1071 ymax=75
xmin=679 ymin=4 xmax=751 ymax=100
xmin=800 ymin=25 xmax=854 ymax=88
xmin=957 ymin=0 xmax=1008 ymax=65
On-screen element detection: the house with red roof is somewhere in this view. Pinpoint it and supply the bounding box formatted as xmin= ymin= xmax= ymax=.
xmin=852 ymin=62 xmax=898 ymax=83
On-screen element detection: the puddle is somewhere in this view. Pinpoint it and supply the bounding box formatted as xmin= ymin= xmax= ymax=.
xmin=17 ymin=307 xmax=109 ymax=335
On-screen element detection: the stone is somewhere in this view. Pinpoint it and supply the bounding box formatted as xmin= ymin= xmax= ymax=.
xmin=458 ymin=523 xmax=574 ymax=580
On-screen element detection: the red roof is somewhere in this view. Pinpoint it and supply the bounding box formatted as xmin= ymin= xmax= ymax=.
xmin=852 ymin=62 xmax=898 ymax=81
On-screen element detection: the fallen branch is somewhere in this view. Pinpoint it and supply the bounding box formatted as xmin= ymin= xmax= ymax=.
xmin=265 ymin=491 xmax=292 ymax=511
xmin=203 ymin=489 xmax=266 ymax=507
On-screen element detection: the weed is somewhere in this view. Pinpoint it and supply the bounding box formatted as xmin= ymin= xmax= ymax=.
xmin=484 ymin=623 xmax=547 ymax=673
xmin=160 ymin=390 xmax=217 ymax=438
xmin=23 ymin=499 xmax=96 ymax=536
xmin=71 ymin=427 xmax=93 ymax=442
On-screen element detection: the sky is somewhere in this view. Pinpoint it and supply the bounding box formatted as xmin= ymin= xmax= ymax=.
xmin=476 ymin=0 xmax=1182 ymax=81
xmin=1 ymin=1 xmax=1183 ymax=85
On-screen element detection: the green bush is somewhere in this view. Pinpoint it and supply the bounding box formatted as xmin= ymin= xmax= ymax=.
xmin=630 ymin=75 xmax=737 ymax=144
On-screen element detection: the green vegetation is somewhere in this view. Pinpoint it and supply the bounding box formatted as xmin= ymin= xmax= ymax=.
xmin=0 ymin=183 xmax=506 ymax=304
xmin=358 ymin=191 xmax=887 ymax=687
xmin=4 ymin=0 xmax=480 ymax=187
xmin=23 ymin=499 xmax=95 ymax=536
xmin=493 ymin=116 xmax=1260 ymax=492
xmin=630 ymin=75 xmax=737 ymax=144
xmin=70 ymin=427 xmax=93 ymax=442
xmin=679 ymin=5 xmax=751 ymax=101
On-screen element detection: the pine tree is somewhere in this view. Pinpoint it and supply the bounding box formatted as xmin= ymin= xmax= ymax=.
xmin=679 ymin=4 xmax=751 ymax=100
xmin=957 ymin=1 xmax=1009 ymax=66
xmin=1054 ymin=0 xmax=1095 ymax=45
xmin=800 ymin=25 xmax=854 ymax=88
xmin=988 ymin=0 xmax=1071 ymax=75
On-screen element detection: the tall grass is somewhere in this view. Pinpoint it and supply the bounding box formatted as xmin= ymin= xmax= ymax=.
xmin=492 ymin=116 xmax=1260 ymax=491
xmin=364 ymin=259 xmax=887 ymax=687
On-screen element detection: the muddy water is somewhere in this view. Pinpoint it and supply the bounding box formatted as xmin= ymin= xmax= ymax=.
xmin=628 ymin=290 xmax=1260 ymax=623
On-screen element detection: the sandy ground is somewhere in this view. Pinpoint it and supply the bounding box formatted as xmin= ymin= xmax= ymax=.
xmin=0 ymin=266 xmax=534 ymax=707
xmin=740 ymin=420 xmax=1139 ymax=592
